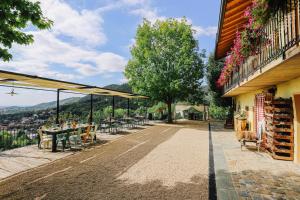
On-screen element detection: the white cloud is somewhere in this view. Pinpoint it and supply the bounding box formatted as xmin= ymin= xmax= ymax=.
xmin=40 ymin=0 xmax=107 ymax=46
xmin=192 ymin=26 xmax=217 ymax=37
xmin=130 ymin=8 xmax=166 ymax=23
xmin=0 ymin=0 xmax=128 ymax=80
xmin=129 ymin=7 xmax=217 ymax=38
xmin=121 ymin=0 xmax=147 ymax=5
xmin=0 ymin=31 xmax=127 ymax=79
xmin=119 ymin=77 xmax=128 ymax=84
xmin=0 ymin=28 xmax=127 ymax=80
xmin=126 ymin=38 xmax=136 ymax=50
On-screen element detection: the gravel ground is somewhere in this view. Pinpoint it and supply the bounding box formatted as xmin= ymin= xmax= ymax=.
xmin=0 ymin=122 xmax=209 ymax=200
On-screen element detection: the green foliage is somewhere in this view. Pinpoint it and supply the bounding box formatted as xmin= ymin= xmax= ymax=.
xmin=134 ymin=107 xmax=146 ymax=116
xmin=115 ymin=108 xmax=126 ymax=118
xmin=209 ymin=104 xmax=230 ymax=120
xmin=0 ymin=0 xmax=53 ymax=61
xmin=125 ymin=18 xmax=205 ymax=122
xmin=147 ymin=102 xmax=167 ymax=114
xmin=0 ymin=131 xmax=13 ymax=149
xmin=103 ymin=106 xmax=113 ymax=118
xmin=93 ymin=110 xmax=104 ymax=122
xmin=0 ymin=130 xmax=36 ymax=150
xmin=206 ymin=54 xmax=232 ymax=107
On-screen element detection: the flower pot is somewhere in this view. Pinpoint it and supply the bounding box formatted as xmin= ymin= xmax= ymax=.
xmin=238 ymin=118 xmax=247 ymax=131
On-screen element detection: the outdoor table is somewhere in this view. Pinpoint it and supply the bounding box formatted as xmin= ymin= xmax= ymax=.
xmin=135 ymin=116 xmax=145 ymax=125
xmin=43 ymin=124 xmax=94 ymax=152
xmin=103 ymin=118 xmax=116 ymax=133
xmin=123 ymin=117 xmax=134 ymax=128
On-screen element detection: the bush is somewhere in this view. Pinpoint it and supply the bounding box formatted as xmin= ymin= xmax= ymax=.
xmin=209 ymin=104 xmax=230 ymax=120
xmin=0 ymin=131 xmax=13 ymax=150
xmin=115 ymin=108 xmax=126 ymax=118
xmin=103 ymin=106 xmax=113 ymax=118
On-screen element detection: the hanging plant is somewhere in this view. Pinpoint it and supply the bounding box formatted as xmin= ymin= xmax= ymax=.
xmin=217 ymin=0 xmax=276 ymax=87
xmin=250 ymin=0 xmax=270 ymax=29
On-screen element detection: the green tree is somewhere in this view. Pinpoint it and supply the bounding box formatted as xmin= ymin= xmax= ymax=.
xmin=0 ymin=0 xmax=53 ymax=61
xmin=103 ymin=106 xmax=113 ymax=118
xmin=125 ymin=18 xmax=205 ymax=123
xmin=206 ymin=53 xmax=231 ymax=107
xmin=115 ymin=108 xmax=126 ymax=118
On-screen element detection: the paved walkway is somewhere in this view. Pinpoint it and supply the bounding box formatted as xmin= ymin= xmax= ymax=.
xmin=211 ymin=122 xmax=300 ymax=200
xmin=0 ymin=122 xmax=209 ymax=200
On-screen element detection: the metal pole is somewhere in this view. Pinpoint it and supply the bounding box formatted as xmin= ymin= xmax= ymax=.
xmin=112 ymin=96 xmax=115 ymax=118
xmin=56 ymin=89 xmax=60 ymax=124
xmin=127 ymin=98 xmax=130 ymax=117
xmin=90 ymin=94 xmax=93 ymax=124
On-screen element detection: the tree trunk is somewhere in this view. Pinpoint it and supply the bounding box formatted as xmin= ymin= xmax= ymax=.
xmin=167 ymin=101 xmax=173 ymax=123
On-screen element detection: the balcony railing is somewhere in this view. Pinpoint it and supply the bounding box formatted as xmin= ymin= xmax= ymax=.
xmin=224 ymin=0 xmax=300 ymax=93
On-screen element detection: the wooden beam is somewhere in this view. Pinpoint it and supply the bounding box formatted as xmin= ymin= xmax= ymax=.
xmin=224 ymin=1 xmax=252 ymax=18
xmin=226 ymin=0 xmax=250 ymax=10
xmin=223 ymin=18 xmax=248 ymax=30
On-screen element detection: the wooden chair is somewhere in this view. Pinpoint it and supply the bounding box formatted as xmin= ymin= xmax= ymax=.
xmin=240 ymin=131 xmax=261 ymax=151
xmin=82 ymin=126 xmax=91 ymax=144
xmin=69 ymin=128 xmax=82 ymax=150
xmin=89 ymin=125 xmax=98 ymax=143
xmin=38 ymin=129 xmax=52 ymax=152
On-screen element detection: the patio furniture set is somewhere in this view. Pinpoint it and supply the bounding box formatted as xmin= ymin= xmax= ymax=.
xmin=38 ymin=116 xmax=148 ymax=152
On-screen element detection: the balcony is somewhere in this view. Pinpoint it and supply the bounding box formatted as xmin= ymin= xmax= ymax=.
xmin=224 ymin=0 xmax=300 ymax=97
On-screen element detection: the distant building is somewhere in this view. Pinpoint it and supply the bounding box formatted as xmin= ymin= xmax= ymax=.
xmin=175 ymin=102 xmax=207 ymax=120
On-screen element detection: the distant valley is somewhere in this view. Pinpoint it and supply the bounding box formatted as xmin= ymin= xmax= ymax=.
xmin=0 ymin=97 xmax=81 ymax=115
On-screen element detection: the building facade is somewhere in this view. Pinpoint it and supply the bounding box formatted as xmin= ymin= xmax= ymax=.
xmin=215 ymin=0 xmax=300 ymax=163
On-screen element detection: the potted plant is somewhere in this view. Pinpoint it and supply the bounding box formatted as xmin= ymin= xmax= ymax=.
xmin=235 ymin=111 xmax=248 ymax=131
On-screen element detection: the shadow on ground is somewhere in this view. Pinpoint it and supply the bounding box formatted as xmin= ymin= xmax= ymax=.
xmin=0 ymin=125 xmax=209 ymax=200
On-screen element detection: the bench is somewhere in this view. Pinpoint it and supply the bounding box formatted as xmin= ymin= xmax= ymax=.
xmin=239 ymin=131 xmax=262 ymax=152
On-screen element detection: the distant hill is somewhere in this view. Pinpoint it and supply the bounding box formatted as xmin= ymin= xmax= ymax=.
xmin=0 ymin=83 xmax=135 ymax=116
xmin=0 ymin=97 xmax=81 ymax=115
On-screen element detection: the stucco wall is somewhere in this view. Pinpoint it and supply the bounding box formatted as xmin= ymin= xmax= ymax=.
xmin=235 ymin=89 xmax=263 ymax=132
xmin=235 ymin=76 xmax=300 ymax=163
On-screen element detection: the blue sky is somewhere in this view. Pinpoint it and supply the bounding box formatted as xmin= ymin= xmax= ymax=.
xmin=0 ymin=0 xmax=221 ymax=106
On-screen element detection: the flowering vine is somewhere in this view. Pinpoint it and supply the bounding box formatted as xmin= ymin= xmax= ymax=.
xmin=217 ymin=0 xmax=272 ymax=87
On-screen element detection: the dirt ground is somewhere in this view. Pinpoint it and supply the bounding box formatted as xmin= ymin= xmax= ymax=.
xmin=0 ymin=121 xmax=210 ymax=200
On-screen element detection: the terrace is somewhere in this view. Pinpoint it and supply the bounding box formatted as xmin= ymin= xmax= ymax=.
xmin=216 ymin=0 xmax=300 ymax=96
xmin=0 ymin=70 xmax=149 ymax=153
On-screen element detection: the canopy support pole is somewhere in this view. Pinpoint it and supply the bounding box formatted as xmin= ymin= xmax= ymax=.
xmin=90 ymin=94 xmax=93 ymax=124
xmin=56 ymin=89 xmax=60 ymax=124
xmin=127 ymin=98 xmax=130 ymax=117
xmin=112 ymin=96 xmax=115 ymax=118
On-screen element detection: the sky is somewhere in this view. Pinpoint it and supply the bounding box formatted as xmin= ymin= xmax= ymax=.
xmin=0 ymin=0 xmax=221 ymax=107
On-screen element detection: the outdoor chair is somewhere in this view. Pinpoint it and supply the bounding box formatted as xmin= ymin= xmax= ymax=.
xmin=99 ymin=120 xmax=109 ymax=133
xmin=126 ymin=118 xmax=134 ymax=129
xmin=56 ymin=133 xmax=67 ymax=151
xmin=38 ymin=129 xmax=52 ymax=152
xmin=69 ymin=128 xmax=82 ymax=150
xmin=119 ymin=119 xmax=127 ymax=129
xmin=89 ymin=125 xmax=98 ymax=143
xmin=81 ymin=126 xmax=91 ymax=144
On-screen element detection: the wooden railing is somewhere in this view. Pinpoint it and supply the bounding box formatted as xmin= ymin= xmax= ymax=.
xmin=224 ymin=0 xmax=300 ymax=93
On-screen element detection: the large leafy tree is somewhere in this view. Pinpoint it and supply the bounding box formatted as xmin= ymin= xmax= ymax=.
xmin=125 ymin=18 xmax=205 ymax=123
xmin=206 ymin=53 xmax=231 ymax=107
xmin=0 ymin=0 xmax=53 ymax=61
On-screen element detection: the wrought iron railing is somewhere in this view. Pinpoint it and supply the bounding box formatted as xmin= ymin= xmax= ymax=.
xmin=0 ymin=127 xmax=39 ymax=151
xmin=224 ymin=0 xmax=300 ymax=93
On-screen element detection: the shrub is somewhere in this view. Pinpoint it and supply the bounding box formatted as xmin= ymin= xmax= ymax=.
xmin=209 ymin=104 xmax=230 ymax=120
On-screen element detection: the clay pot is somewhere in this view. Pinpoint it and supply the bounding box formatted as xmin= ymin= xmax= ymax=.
xmin=240 ymin=119 xmax=247 ymax=131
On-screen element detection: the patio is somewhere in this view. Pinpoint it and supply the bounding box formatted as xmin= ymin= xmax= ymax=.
xmin=211 ymin=122 xmax=300 ymax=200
xmin=0 ymin=123 xmax=152 ymax=181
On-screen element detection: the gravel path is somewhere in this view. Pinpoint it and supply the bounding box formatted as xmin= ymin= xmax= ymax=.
xmin=0 ymin=122 xmax=209 ymax=200
xmin=118 ymin=128 xmax=208 ymax=187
